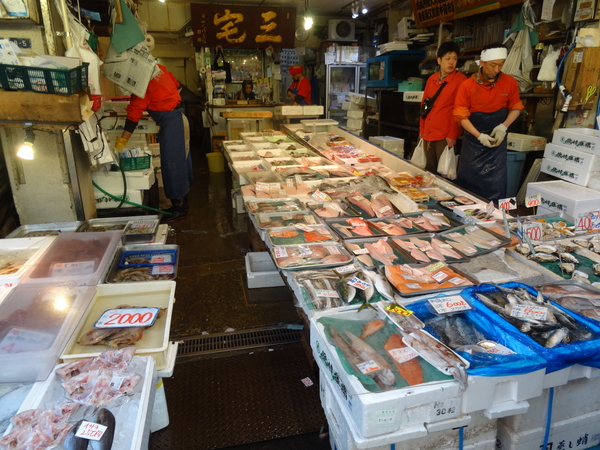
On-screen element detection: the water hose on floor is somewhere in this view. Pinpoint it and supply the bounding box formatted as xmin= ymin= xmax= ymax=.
xmin=93 ymin=180 xmax=171 ymax=215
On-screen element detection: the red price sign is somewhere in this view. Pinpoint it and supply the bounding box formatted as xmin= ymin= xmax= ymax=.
xmin=523 ymin=223 xmax=543 ymax=241
xmin=498 ymin=197 xmax=517 ymax=211
xmin=95 ymin=307 xmax=160 ymax=329
xmin=525 ymin=194 xmax=541 ymax=208
xmin=577 ymin=211 xmax=600 ymax=231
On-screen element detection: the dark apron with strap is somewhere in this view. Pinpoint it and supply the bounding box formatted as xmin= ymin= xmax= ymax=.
xmin=148 ymin=108 xmax=192 ymax=200
xmin=457 ymin=108 xmax=508 ymax=202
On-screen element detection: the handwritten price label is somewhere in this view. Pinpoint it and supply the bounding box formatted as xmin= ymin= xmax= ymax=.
xmin=357 ymin=360 xmax=381 ymax=374
xmin=314 ymin=289 xmax=339 ymax=298
xmin=255 ymin=182 xmax=270 ymax=192
xmin=95 ymin=307 xmax=160 ymax=329
xmin=353 ymin=248 xmax=370 ymax=255
xmin=347 ymin=277 xmax=372 ymax=290
xmin=429 ymin=295 xmax=471 ymax=314
xmin=525 ymin=194 xmax=541 ymax=208
xmin=431 ymin=271 xmax=448 ymax=283
xmin=388 ymin=347 xmax=419 ymax=364
xmin=0 ymin=328 xmax=54 ymax=354
xmin=510 ymin=304 xmax=548 ymax=321
xmin=51 ymin=261 xmax=95 ymax=277
xmin=274 ymin=247 xmax=288 ymax=258
xmin=576 ymin=211 xmax=600 ymax=231
xmin=522 ymin=223 xmax=543 ymax=241
xmin=335 ymin=264 xmax=357 ymax=274
xmin=151 ymin=265 xmax=174 ymax=275
xmin=498 ymin=197 xmax=517 ymax=211
xmin=311 ymin=190 xmax=331 ymax=202
xmin=386 ymin=304 xmax=414 ymax=316
xmin=75 ymin=421 xmax=108 ymax=441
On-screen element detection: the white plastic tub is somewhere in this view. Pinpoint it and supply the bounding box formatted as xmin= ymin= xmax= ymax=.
xmin=525 ymin=180 xmax=600 ymax=222
xmin=92 ymin=168 xmax=156 ymax=190
xmin=0 ymin=236 xmax=55 ymax=288
xmin=245 ymin=252 xmax=284 ymax=288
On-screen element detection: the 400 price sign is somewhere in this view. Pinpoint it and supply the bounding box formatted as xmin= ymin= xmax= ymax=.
xmin=576 ymin=211 xmax=600 ymax=232
xmin=94 ymin=307 xmax=161 ymax=328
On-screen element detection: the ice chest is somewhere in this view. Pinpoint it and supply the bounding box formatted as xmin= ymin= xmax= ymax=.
xmin=0 ymin=285 xmax=96 ymax=383
xmin=507 ymin=133 xmax=547 ymax=152
xmin=92 ymin=168 xmax=156 ymax=190
xmin=543 ymin=142 xmax=600 ymax=172
xmin=303 ymin=105 xmax=324 ymax=115
xmin=540 ymin=157 xmax=598 ymax=187
xmin=274 ymin=105 xmax=303 ymax=115
xmin=0 ymin=236 xmax=55 ymax=288
xmin=60 ymin=280 xmax=175 ymax=370
xmin=525 ymin=180 xmax=600 ymax=221
xmin=245 ymin=252 xmax=284 ymax=288
xmin=94 ymin=188 xmax=144 ymax=209
xmin=552 ymin=127 xmax=600 ymax=155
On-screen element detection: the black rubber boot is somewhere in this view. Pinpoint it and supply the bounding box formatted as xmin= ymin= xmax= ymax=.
xmin=163 ymin=199 xmax=187 ymax=223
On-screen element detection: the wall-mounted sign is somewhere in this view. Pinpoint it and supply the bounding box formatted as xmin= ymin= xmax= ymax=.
xmin=191 ymin=4 xmax=296 ymax=48
xmin=412 ymin=0 xmax=523 ymax=26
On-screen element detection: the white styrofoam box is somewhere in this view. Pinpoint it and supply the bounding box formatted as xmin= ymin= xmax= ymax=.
xmin=232 ymin=160 xmax=266 ymax=185
xmin=149 ymin=143 xmax=161 ymax=168
xmin=229 ymin=152 xmax=261 ymax=163
xmin=94 ymin=188 xmax=143 ymax=209
xmin=541 ymin=157 xmax=599 ymax=186
xmin=231 ymin=189 xmax=245 ymax=214
xmin=588 ymin=175 xmax=600 ymax=191
xmin=11 ymin=356 xmax=156 ymax=450
xmin=346 ymin=118 xmax=362 ymax=130
xmin=544 ymin=142 xmax=600 ymax=172
xmin=348 ymin=92 xmax=376 ymax=107
xmin=323 ymin=372 xmax=497 ymax=450
xmin=525 ymin=180 xmax=600 ymax=220
xmin=0 ymin=237 xmax=55 ymax=288
xmin=369 ymin=136 xmax=405 ymax=151
xmin=311 ymin=306 xmax=463 ymax=438
xmin=245 ymin=252 xmax=285 ymax=288
xmin=156 ymin=341 xmax=178 ymax=378
xmin=496 ymin=410 xmax=600 ymax=450
xmin=342 ymin=101 xmax=352 ymax=110
xmin=552 ymin=127 xmax=600 ymax=155
xmin=507 ymin=133 xmax=547 ymax=152
xmin=92 ymin=168 xmax=156 ymax=191
xmin=303 ymin=105 xmax=324 ymax=115
xmin=403 ymin=91 xmax=424 ymax=103
xmin=274 ymin=105 xmax=303 ymax=115
xmin=347 ymin=110 xmax=364 ymax=119
xmin=501 ymin=376 xmax=600 ymax=433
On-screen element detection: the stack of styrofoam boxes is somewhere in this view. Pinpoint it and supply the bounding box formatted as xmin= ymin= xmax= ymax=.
xmin=274 ymin=105 xmax=303 ymax=116
xmin=497 ymin=365 xmax=600 ymax=450
xmin=303 ymin=105 xmax=324 ymax=116
xmin=525 ymin=180 xmax=600 ymax=223
xmin=541 ymin=128 xmax=600 ymax=187
xmin=369 ymin=136 xmax=405 ymax=158
xmin=310 ymin=306 xmax=499 ymax=450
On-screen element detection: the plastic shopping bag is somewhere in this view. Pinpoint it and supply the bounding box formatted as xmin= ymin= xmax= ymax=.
xmin=537 ymin=45 xmax=560 ymax=82
xmin=437 ymin=146 xmax=453 ymax=176
xmin=410 ymin=139 xmax=426 ymax=169
xmin=447 ymin=153 xmax=459 ymax=180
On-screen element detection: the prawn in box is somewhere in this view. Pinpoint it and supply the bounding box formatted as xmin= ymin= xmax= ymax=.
xmin=105 ymin=245 xmax=179 ymax=283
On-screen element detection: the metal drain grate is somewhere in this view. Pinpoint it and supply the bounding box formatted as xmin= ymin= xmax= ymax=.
xmin=177 ymin=326 xmax=302 ymax=357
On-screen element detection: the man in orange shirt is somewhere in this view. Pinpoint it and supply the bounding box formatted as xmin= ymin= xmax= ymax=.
xmin=287 ymin=65 xmax=312 ymax=105
xmin=420 ymin=41 xmax=467 ymax=174
xmin=453 ymin=43 xmax=524 ymax=201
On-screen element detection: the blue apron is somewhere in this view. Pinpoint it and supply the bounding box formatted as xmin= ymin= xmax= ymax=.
xmin=457 ymin=108 xmax=508 ymax=202
xmin=148 ymin=108 xmax=192 ymax=200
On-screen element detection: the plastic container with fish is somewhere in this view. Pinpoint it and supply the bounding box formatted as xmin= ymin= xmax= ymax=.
xmin=310 ymin=305 xmax=464 ymax=439
xmin=61 ymin=280 xmax=175 ymax=370
xmin=270 ymin=242 xmax=353 ymax=270
xmin=342 ymin=237 xmax=412 ymax=269
xmin=244 ymin=170 xmax=282 ymax=186
xmin=402 ymin=210 xmax=461 ymax=232
xmin=0 ymin=284 xmax=96 ymax=382
xmin=245 ymin=198 xmax=307 ymax=215
xmin=390 ymin=234 xmax=470 ymax=264
xmin=505 ymin=212 xmax=579 ymax=243
xmin=367 ymin=215 xmax=426 ymax=237
xmin=383 ymin=263 xmax=477 ymax=297
xmin=326 ymin=217 xmax=385 ymax=240
xmin=5 ymin=222 xmax=81 ymax=239
xmin=254 ymin=211 xmax=319 ymax=230
xmin=122 ymin=219 xmax=160 ymax=244
xmin=437 ymin=224 xmax=511 ymax=258
xmin=229 ymin=151 xmax=260 ymax=162
xmin=256 ymin=149 xmax=285 ymax=158
xmin=262 ymin=157 xmax=305 ymax=170
xmin=419 ymin=187 xmax=454 ymax=201
xmin=14 ymin=355 xmax=156 ymax=450
xmin=105 ymin=245 xmax=179 ymax=284
xmin=77 ymin=216 xmax=159 ymax=233
xmin=267 ymin=225 xmax=338 ymax=247
xmin=21 ymin=231 xmax=122 ymax=287
xmin=0 ymin=236 xmax=57 ymax=288
xmin=306 ymin=200 xmax=357 ymax=219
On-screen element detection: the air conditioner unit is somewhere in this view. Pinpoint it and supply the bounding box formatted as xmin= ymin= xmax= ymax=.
xmin=328 ymin=20 xmax=355 ymax=41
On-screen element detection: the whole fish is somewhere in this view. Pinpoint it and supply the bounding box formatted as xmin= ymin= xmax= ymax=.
xmin=364 ymin=269 xmax=395 ymax=301
xmin=337 ymin=277 xmax=356 ymax=303
xmin=355 ymin=269 xmax=377 ymax=311
xmin=344 ymin=331 xmax=396 ymax=389
xmin=422 ymin=211 xmax=450 ymax=227
xmin=384 ymin=333 xmax=424 ymax=386
xmin=63 ymin=420 xmax=87 ymax=450
xmin=360 ymin=319 xmax=386 ymax=339
xmin=90 ymin=408 xmax=116 ymax=450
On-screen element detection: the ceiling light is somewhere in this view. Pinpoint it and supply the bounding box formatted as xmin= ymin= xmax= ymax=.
xmin=303 ymin=15 xmax=313 ymax=30
xmin=361 ymin=0 xmax=368 ymax=14
xmin=158 ymin=0 xmax=165 ymax=3
xmin=17 ymin=128 xmax=35 ymax=160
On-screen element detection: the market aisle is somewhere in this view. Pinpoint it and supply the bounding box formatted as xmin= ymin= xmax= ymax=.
xmin=149 ymin=147 xmax=330 ymax=450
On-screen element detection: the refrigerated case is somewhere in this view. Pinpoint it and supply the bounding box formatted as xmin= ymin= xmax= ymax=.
xmin=326 ymin=64 xmax=366 ymax=125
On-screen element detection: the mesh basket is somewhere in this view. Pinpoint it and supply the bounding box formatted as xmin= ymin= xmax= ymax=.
xmin=0 ymin=63 xmax=89 ymax=95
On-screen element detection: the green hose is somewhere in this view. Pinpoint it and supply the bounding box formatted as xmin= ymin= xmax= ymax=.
xmin=93 ymin=180 xmax=172 ymax=215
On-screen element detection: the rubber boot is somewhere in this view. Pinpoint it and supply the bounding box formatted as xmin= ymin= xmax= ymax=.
xmin=162 ymin=199 xmax=187 ymax=223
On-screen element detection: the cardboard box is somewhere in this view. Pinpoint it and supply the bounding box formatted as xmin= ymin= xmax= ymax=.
xmin=507 ymin=133 xmax=547 ymax=152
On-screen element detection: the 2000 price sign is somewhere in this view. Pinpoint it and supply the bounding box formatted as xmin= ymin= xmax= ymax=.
xmin=94 ymin=307 xmax=161 ymax=328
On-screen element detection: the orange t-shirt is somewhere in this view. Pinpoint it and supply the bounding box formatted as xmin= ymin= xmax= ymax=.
xmin=419 ymin=70 xmax=467 ymax=141
xmin=126 ymin=64 xmax=181 ymax=123
xmin=453 ymin=71 xmax=524 ymax=122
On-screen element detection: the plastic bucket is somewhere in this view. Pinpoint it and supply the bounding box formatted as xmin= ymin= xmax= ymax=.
xmin=206 ymin=152 xmax=225 ymax=173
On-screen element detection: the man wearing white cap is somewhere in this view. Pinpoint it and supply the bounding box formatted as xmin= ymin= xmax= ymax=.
xmin=453 ymin=43 xmax=524 ymax=201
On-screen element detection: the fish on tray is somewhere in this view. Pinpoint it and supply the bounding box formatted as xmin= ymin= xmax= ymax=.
xmin=313 ymin=201 xmax=350 ymax=218
xmin=392 ymin=238 xmax=431 ymax=263
xmin=295 ymin=270 xmax=344 ymax=310
xmin=275 ymin=245 xmax=351 ymax=268
xmin=370 ymin=192 xmax=396 ymax=218
xmin=364 ymin=239 xmax=398 ymax=266
xmin=347 ymin=193 xmax=375 ymax=217
xmin=384 ymin=264 xmax=473 ymax=294
xmin=375 ymin=217 xmax=415 ymax=236
xmin=384 ymin=333 xmax=424 ymax=386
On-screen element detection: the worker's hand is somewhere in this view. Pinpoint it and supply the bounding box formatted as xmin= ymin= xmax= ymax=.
xmin=490 ymin=124 xmax=507 ymax=146
xmin=445 ymin=137 xmax=456 ymax=148
xmin=477 ymin=133 xmax=496 ymax=148
xmin=115 ymin=137 xmax=129 ymax=152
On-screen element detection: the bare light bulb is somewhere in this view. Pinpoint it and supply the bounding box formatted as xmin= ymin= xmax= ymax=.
xmin=303 ymin=16 xmax=313 ymax=30
xmin=17 ymin=128 xmax=35 ymax=160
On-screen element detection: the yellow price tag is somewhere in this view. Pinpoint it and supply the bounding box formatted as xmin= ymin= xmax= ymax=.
xmin=386 ymin=304 xmax=413 ymax=316
xmin=426 ymin=262 xmax=446 ymax=272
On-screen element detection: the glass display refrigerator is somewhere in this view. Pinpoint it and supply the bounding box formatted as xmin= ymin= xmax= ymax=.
xmin=326 ymin=64 xmax=367 ymax=126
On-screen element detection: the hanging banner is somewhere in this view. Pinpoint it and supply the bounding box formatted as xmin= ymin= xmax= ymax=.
xmin=412 ymin=0 xmax=456 ymax=27
xmin=191 ymin=4 xmax=296 ymax=48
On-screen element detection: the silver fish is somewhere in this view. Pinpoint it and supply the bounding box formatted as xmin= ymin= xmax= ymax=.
xmin=364 ymin=269 xmax=395 ymax=301
xmin=343 ymin=330 xmax=396 ymax=390
xmin=544 ymin=327 xmax=569 ymax=348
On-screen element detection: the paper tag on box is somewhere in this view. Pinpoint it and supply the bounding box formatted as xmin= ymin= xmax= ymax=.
xmin=347 ymin=277 xmax=371 ymax=290
xmin=353 ymin=248 xmax=370 ymax=255
xmin=274 ymin=247 xmax=288 ymax=258
xmin=95 ymin=307 xmax=160 ymax=328
xmin=525 ymin=194 xmax=541 ymax=208
xmin=335 ymin=264 xmax=357 ymax=274
xmin=255 ymin=182 xmax=270 ymax=192
xmin=510 ymin=304 xmax=547 ymax=321
xmin=428 ymin=295 xmax=471 ymax=314
xmin=151 ymin=265 xmax=174 ymax=275
xmin=388 ymin=346 xmax=419 ymax=364
xmin=357 ymin=360 xmax=380 ymax=374
xmin=52 ymin=261 xmax=95 ymax=277
xmin=75 ymin=421 xmax=108 ymax=441
xmin=314 ymin=289 xmax=339 ymax=298
xmin=386 ymin=304 xmax=413 ymax=316
xmin=0 ymin=328 xmax=54 ymax=354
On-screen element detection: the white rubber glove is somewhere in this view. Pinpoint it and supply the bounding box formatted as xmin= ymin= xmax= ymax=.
xmin=490 ymin=123 xmax=507 ymax=146
xmin=477 ymin=133 xmax=496 ymax=148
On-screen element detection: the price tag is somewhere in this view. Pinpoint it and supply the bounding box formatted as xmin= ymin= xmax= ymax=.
xmin=295 ymin=224 xmax=314 ymax=232
xmin=278 ymin=189 xmax=287 ymax=196
xmin=294 ymin=175 xmax=304 ymax=186
xmin=255 ymin=182 xmax=270 ymax=192
xmin=420 ymin=245 xmax=433 ymax=252
xmin=314 ymin=289 xmax=340 ymax=298
xmin=301 ymin=377 xmax=314 ymax=387
xmin=95 ymin=307 xmax=160 ymax=328
xmin=51 ymin=261 xmax=95 ymax=277
xmin=486 ymin=201 xmax=495 ymax=216
xmin=525 ymin=194 xmax=541 ymax=208
xmin=386 ymin=304 xmax=414 ymax=316
xmin=426 ymin=262 xmax=446 ymax=272
xmin=298 ymin=245 xmax=312 ymax=256
xmin=388 ymin=347 xmax=419 ymax=364
xmin=576 ymin=211 xmax=600 ymax=231
xmin=373 ymin=409 xmax=397 ymax=427
xmin=151 ymin=265 xmax=174 ymax=275
xmin=347 ymin=277 xmax=372 ymax=290
xmin=311 ymin=190 xmax=332 ymax=202
xmin=428 ymin=295 xmax=471 ymax=314
xmin=75 ymin=421 xmax=108 ymax=441
xmin=0 ymin=328 xmax=54 ymax=354
xmin=462 ymin=247 xmax=477 ymax=255
xmin=260 ymin=216 xmax=271 ymax=224
xmin=401 ymin=274 xmax=418 ymax=281
xmin=377 ymin=205 xmax=392 ymax=213
xmin=328 ymin=246 xmax=340 ymax=254
xmin=268 ymin=182 xmax=281 ymax=190
xmin=348 ymin=219 xmax=367 ymax=227
xmin=286 ymin=178 xmax=295 ymax=187
xmin=429 ymin=398 xmax=460 ymax=420
xmin=498 ymin=197 xmax=517 ymax=210
xmin=357 ymin=360 xmax=380 ymax=374
xmin=126 ymin=221 xmax=155 ymax=232
xmin=304 ymin=216 xmax=316 ymax=224
xmin=281 ymin=214 xmax=293 ymax=220
xmin=335 ymin=264 xmax=357 ymax=274
xmin=274 ymin=247 xmax=288 ymax=258
xmin=480 ymin=342 xmax=516 ymax=355
xmin=488 ymin=240 xmax=501 ymax=246
xmin=448 ymin=277 xmax=466 ymax=285
xmin=431 ymin=271 xmax=448 ymax=283
xmin=510 ymin=304 xmax=548 ymax=321
xmin=446 ymin=232 xmax=462 ymax=238
xmin=522 ymin=222 xmax=543 ymax=241
xmin=353 ymin=248 xmax=370 ymax=255
xmin=149 ymin=253 xmax=174 ymax=264
xmin=247 ymin=202 xmax=258 ymax=212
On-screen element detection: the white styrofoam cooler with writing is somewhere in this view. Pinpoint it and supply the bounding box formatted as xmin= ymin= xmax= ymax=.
xmin=552 ymin=127 xmax=600 ymax=155
xmin=94 ymin=188 xmax=143 ymax=209
xmin=92 ymin=168 xmax=156 ymax=190
xmin=544 ymin=142 xmax=600 ymax=172
xmin=303 ymin=105 xmax=324 ymax=115
xmin=525 ymin=180 xmax=600 ymax=222
xmin=507 ymin=133 xmax=547 ymax=152
xmin=274 ymin=105 xmax=303 ymax=115
xmin=540 ymin=157 xmax=599 ymax=187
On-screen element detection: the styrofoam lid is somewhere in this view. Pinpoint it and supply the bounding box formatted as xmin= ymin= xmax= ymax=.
xmin=529 ymin=180 xmax=600 ymax=200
